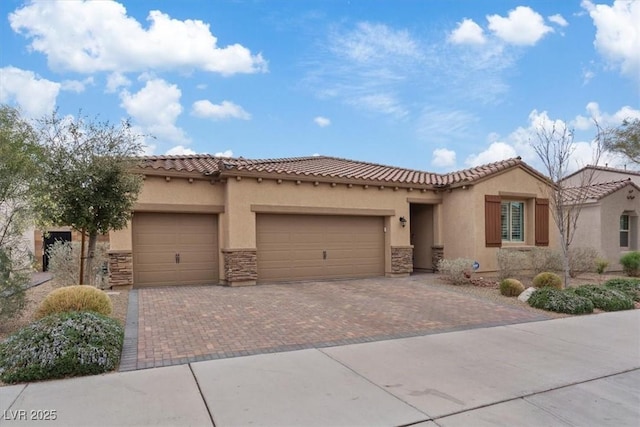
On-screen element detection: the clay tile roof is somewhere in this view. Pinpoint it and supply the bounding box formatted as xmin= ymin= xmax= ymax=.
xmin=136 ymin=154 xmax=549 ymax=188
xmin=563 ymin=178 xmax=639 ymax=202
xmin=219 ymin=155 xmax=438 ymax=185
xmin=562 ymin=164 xmax=640 ymax=182
xmin=438 ymin=156 xmax=546 ymax=185
xmin=138 ymin=154 xmax=222 ymax=174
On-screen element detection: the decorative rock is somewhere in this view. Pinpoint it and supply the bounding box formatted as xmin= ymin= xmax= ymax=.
xmin=518 ymin=287 xmax=537 ymax=303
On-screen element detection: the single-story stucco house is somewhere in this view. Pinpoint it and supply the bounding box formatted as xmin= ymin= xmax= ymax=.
xmin=107 ymin=155 xmax=558 ymax=289
xmin=562 ymin=165 xmax=640 ymax=271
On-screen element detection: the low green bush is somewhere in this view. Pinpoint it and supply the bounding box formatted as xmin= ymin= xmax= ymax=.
xmin=35 ymin=285 xmax=112 ymax=320
xmin=500 ymin=278 xmax=525 ymax=297
xmin=620 ymin=251 xmax=640 ymax=277
xmin=603 ymin=278 xmax=640 ymax=302
xmin=532 ymin=272 xmax=563 ymax=289
xmin=528 ymin=287 xmax=594 ymax=315
xmin=569 ymin=285 xmax=634 ymax=311
xmin=0 ymin=312 xmax=123 ymax=384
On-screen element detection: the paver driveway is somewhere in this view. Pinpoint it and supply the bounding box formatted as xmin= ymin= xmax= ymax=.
xmin=120 ymin=275 xmax=551 ymax=371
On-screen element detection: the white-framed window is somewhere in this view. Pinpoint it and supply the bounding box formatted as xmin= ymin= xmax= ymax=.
xmin=501 ymin=201 xmax=524 ymax=242
xmin=620 ymin=214 xmax=630 ymax=247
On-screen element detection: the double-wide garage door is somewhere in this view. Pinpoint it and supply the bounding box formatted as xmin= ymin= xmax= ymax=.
xmin=133 ymin=213 xmax=218 ymax=286
xmin=256 ymin=214 xmax=385 ymax=282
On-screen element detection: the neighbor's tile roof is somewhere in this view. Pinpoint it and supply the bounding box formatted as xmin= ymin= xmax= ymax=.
xmin=138 ymin=154 xmax=544 ymax=187
xmin=563 ymin=179 xmax=639 ymax=202
xmin=561 ymin=164 xmax=640 ymax=182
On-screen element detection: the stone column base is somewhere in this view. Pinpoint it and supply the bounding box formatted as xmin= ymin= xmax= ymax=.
xmin=391 ymin=246 xmax=413 ymax=276
xmin=222 ymin=248 xmax=258 ymax=286
xmin=432 ymin=245 xmax=444 ymax=272
xmin=108 ymin=250 xmax=133 ymax=290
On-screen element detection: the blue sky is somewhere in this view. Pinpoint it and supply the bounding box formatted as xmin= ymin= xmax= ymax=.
xmin=1 ymin=0 xmax=639 ymax=173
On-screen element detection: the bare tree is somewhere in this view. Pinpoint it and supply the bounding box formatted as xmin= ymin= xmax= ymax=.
xmin=532 ymin=119 xmax=604 ymax=286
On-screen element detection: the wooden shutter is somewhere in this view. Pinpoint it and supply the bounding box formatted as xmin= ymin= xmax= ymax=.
xmin=535 ymin=198 xmax=549 ymax=246
xmin=485 ymin=195 xmax=502 ymax=247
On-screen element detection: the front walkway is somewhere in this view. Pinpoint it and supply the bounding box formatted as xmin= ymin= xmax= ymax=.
xmin=120 ymin=275 xmax=550 ymax=371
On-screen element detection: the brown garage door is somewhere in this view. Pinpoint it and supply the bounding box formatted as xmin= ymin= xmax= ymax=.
xmin=133 ymin=213 xmax=218 ymax=286
xmin=256 ymin=214 xmax=385 ymax=282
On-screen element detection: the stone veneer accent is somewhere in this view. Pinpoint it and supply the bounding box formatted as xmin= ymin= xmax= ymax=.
xmin=432 ymin=245 xmax=444 ymax=272
xmin=391 ymin=246 xmax=413 ymax=275
xmin=108 ymin=250 xmax=133 ymax=289
xmin=222 ymin=249 xmax=258 ymax=286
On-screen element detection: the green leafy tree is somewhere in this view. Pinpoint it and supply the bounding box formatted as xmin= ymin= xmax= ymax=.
xmin=34 ymin=111 xmax=144 ymax=285
xmin=0 ymin=105 xmax=43 ymax=321
xmin=604 ymin=118 xmax=640 ymax=165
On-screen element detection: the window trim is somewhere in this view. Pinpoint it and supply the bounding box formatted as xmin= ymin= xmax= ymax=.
xmin=501 ymin=200 xmax=525 ymax=243
xmin=620 ymin=214 xmax=630 ymax=248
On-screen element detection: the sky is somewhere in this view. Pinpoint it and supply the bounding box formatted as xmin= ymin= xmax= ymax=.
xmin=1 ymin=0 xmax=639 ymax=174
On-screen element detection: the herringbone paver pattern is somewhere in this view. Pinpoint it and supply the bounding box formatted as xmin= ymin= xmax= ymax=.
xmin=128 ymin=276 xmax=550 ymax=370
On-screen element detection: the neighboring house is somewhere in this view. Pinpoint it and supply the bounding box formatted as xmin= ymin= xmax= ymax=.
xmin=562 ymin=165 xmax=640 ymax=271
xmin=108 ymin=155 xmax=558 ymax=289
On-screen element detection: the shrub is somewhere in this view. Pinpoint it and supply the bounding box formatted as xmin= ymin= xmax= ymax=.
xmin=0 ymin=311 xmax=123 ymax=384
xmin=595 ymin=259 xmax=609 ymax=275
xmin=438 ymin=258 xmax=474 ymax=285
xmin=530 ymin=247 xmax=563 ymax=275
xmin=532 ymin=272 xmax=563 ymax=289
xmin=568 ymin=247 xmax=600 ymax=278
xmin=497 ymin=249 xmax=529 ymax=280
xmin=0 ymin=249 xmax=27 ymax=323
xmin=620 ymin=251 xmax=640 ymax=277
xmin=35 ymin=285 xmax=112 ymax=320
xmin=47 ymin=241 xmax=109 ymax=287
xmin=569 ymin=285 xmax=634 ymax=311
xmin=604 ymin=278 xmax=640 ymax=302
xmin=528 ymin=288 xmax=594 ymax=315
xmin=500 ymin=278 xmax=525 ymax=297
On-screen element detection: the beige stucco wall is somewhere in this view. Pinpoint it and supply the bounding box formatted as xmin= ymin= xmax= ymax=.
xmin=564 ymin=169 xmax=640 ymax=187
xmin=442 ymin=167 xmax=559 ymax=272
xmin=109 ymin=176 xmax=226 ymax=252
xmin=598 ymin=188 xmax=640 ymax=271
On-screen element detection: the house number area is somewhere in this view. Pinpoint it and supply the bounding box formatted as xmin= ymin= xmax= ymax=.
xmin=2 ymin=409 xmax=58 ymax=421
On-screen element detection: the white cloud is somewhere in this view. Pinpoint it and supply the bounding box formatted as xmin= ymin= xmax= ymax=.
xmin=191 ymin=100 xmax=251 ymax=121
xmin=572 ymin=101 xmax=640 ymax=130
xmin=416 ymin=108 xmax=478 ymax=144
xmin=9 ymin=1 xmax=267 ymax=75
xmin=487 ymin=6 xmax=553 ymax=46
xmin=119 ymin=78 xmax=188 ymax=143
xmin=314 ymin=116 xmax=331 ymax=127
xmin=106 ymin=72 xmax=131 ymax=93
xmin=582 ymin=0 xmax=640 ymax=83
xmin=331 ymin=22 xmax=421 ymax=63
xmin=60 ymin=77 xmax=93 ymax=93
xmin=165 ymin=145 xmax=196 ymax=156
xmin=0 ymin=66 xmax=60 ymax=117
xmin=214 ymin=150 xmax=233 ymax=158
xmin=465 ymin=142 xmax=517 ymax=167
xmin=432 ymin=148 xmax=457 ymax=168
xmin=349 ymin=94 xmax=408 ymax=118
xmin=548 ymin=14 xmax=569 ymax=27
xmin=449 ymin=19 xmax=486 ymax=45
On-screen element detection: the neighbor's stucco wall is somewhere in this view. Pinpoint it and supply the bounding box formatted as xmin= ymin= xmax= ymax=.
xmin=442 ymin=167 xmax=558 ymax=272
xmin=570 ymin=203 xmax=602 ymax=252
xmin=598 ymin=187 xmax=640 ymax=271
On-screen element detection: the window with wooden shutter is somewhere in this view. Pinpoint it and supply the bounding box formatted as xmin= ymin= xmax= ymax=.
xmin=485 ymin=195 xmax=502 ymax=247
xmin=535 ymin=198 xmax=549 ymax=246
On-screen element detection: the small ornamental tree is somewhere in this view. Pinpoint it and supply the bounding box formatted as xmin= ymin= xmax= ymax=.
xmin=0 ymin=105 xmax=43 ymax=321
xmin=34 ymin=111 xmax=145 ymax=285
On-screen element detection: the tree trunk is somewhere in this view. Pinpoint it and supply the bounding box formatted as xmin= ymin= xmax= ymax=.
xmin=562 ymin=241 xmax=571 ymax=288
xmin=83 ymin=232 xmax=98 ymax=286
xmin=79 ymin=229 xmax=86 ymax=285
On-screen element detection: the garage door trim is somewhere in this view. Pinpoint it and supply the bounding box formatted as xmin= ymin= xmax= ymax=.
xmin=251 ymin=204 xmax=394 ymax=216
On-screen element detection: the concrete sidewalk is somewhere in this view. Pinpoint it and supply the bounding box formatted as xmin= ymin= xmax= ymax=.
xmin=2 ymin=310 xmax=639 ymax=426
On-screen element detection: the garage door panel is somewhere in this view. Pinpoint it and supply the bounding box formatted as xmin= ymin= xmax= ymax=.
xmin=133 ymin=213 xmax=218 ymax=287
xmin=257 ymin=214 xmax=384 ymax=282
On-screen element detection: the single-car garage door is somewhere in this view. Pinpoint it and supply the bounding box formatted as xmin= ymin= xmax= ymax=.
xmin=133 ymin=212 xmax=218 ymax=286
xmin=256 ymin=214 xmax=385 ymax=282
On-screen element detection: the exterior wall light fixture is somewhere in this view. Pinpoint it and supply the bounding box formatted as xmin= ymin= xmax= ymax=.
xmin=399 ymin=216 xmax=407 ymax=227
